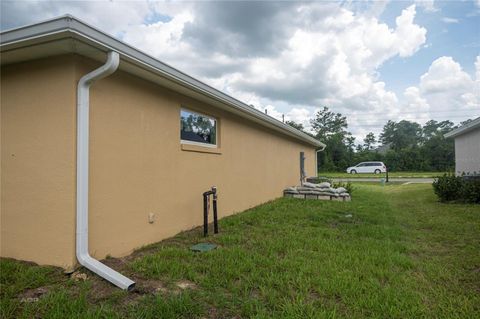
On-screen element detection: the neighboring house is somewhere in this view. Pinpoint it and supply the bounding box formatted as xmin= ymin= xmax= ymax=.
xmin=0 ymin=16 xmax=325 ymax=275
xmin=444 ymin=117 xmax=480 ymax=176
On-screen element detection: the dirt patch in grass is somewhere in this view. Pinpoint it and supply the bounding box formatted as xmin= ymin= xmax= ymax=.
xmin=77 ymin=261 xmax=198 ymax=305
xmin=134 ymin=277 xmax=169 ymax=295
xmin=249 ymin=288 xmax=260 ymax=299
xmin=308 ymin=289 xmax=321 ymax=301
xmin=17 ymin=286 xmax=50 ymax=303
xmin=85 ymin=276 xmax=119 ymax=302
xmin=86 ymin=274 xmax=172 ymax=301
xmin=119 ymin=279 xmax=168 ymax=306
xmin=207 ymin=307 xmax=218 ymax=319
xmin=175 ymin=280 xmax=197 ymax=290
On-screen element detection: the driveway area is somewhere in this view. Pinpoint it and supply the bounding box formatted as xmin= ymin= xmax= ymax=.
xmin=333 ymin=178 xmax=434 ymax=183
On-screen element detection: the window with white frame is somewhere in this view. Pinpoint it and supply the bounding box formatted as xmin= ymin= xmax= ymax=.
xmin=180 ymin=108 xmax=217 ymax=147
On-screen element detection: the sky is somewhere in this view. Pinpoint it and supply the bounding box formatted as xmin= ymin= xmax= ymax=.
xmin=1 ymin=0 xmax=479 ymax=144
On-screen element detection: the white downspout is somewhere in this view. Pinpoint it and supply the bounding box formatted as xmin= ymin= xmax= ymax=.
xmin=76 ymin=51 xmax=135 ymax=291
xmin=315 ymin=145 xmax=326 ymax=177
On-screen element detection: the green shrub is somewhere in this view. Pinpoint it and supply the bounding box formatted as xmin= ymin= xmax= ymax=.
xmin=333 ymin=181 xmax=354 ymax=195
xmin=433 ymin=174 xmax=480 ymax=203
xmin=460 ymin=178 xmax=480 ymax=204
xmin=432 ymin=174 xmax=462 ymax=202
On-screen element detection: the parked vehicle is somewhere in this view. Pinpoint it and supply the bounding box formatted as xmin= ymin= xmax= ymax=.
xmin=346 ymin=162 xmax=386 ymax=174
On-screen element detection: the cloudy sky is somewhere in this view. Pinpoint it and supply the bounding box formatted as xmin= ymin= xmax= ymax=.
xmin=2 ymin=0 xmax=479 ymax=143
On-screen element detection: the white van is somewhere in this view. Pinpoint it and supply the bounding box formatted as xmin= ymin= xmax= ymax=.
xmin=346 ymin=162 xmax=387 ymax=174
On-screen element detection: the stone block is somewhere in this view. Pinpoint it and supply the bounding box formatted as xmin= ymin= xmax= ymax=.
xmin=300 ymin=191 xmax=321 ymax=195
xmin=318 ymin=195 xmax=331 ymax=201
xmin=318 ymin=192 xmax=335 ymax=196
xmin=297 ymin=187 xmax=315 ymax=192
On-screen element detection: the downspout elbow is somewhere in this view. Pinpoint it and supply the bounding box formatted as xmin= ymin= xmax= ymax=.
xmin=78 ymin=52 xmax=120 ymax=88
xmin=77 ymin=253 xmax=135 ymax=291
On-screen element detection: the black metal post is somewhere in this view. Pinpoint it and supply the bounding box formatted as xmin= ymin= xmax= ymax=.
xmin=203 ymin=192 xmax=208 ymax=237
xmin=212 ymin=187 xmax=218 ymax=234
xmin=203 ymin=186 xmax=218 ymax=237
xmin=386 ymin=166 xmax=389 ymax=183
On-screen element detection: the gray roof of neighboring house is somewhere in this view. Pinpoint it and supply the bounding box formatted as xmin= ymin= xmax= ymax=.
xmin=0 ymin=15 xmax=325 ymax=148
xmin=444 ymin=117 xmax=480 ymax=138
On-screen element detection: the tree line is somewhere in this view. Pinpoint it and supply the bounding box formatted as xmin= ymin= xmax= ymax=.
xmin=286 ymin=107 xmax=472 ymax=172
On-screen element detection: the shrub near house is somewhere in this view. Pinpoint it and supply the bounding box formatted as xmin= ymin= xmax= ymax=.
xmin=433 ymin=174 xmax=480 ymax=204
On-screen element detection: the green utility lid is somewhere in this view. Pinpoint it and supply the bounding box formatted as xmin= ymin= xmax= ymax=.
xmin=190 ymin=243 xmax=217 ymax=252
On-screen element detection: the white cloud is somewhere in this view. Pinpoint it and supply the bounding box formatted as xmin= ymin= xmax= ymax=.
xmin=219 ymin=4 xmax=425 ymax=140
xmin=263 ymin=105 xmax=283 ymax=121
xmin=402 ymin=86 xmax=431 ymax=123
xmin=414 ymin=0 xmax=438 ymax=12
xmin=286 ymin=108 xmax=312 ymax=129
xmin=442 ymin=17 xmax=459 ymax=24
xmin=394 ymin=5 xmax=428 ymax=57
xmin=404 ymin=86 xmax=429 ymax=109
xmin=402 ymin=56 xmax=480 ymax=122
xmin=1 ymin=0 xmax=150 ymax=35
xmin=420 ymin=57 xmax=474 ymax=94
xmin=123 ymin=12 xmax=194 ymax=59
xmin=475 ymin=56 xmax=480 ymax=80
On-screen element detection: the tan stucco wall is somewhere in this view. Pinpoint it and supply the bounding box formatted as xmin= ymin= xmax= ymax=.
xmin=1 ymin=55 xmax=78 ymax=268
xmin=454 ymin=129 xmax=480 ymax=176
xmin=1 ymin=55 xmax=316 ymax=268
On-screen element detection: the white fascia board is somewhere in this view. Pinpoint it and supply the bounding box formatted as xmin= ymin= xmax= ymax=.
xmin=1 ymin=15 xmax=325 ymax=149
xmin=444 ymin=117 xmax=480 ymax=138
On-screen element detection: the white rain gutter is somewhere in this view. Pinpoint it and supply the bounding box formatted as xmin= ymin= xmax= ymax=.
xmin=76 ymin=51 xmax=135 ymax=291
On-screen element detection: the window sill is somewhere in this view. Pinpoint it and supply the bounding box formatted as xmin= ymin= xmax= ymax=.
xmin=181 ymin=143 xmax=222 ymax=154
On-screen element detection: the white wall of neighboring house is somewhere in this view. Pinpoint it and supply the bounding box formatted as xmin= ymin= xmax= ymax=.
xmin=454 ymin=128 xmax=480 ymax=176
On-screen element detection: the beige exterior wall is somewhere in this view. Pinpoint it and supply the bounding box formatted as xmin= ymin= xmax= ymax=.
xmin=1 ymin=55 xmax=78 ymax=268
xmin=1 ymin=55 xmax=316 ymax=269
xmin=454 ymin=129 xmax=480 ymax=176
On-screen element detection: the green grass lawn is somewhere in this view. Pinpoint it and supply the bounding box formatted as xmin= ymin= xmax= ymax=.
xmin=319 ymin=171 xmax=445 ymax=178
xmin=1 ymin=184 xmax=479 ymax=318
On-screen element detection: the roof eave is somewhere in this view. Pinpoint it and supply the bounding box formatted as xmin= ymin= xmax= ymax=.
xmin=444 ymin=117 xmax=480 ymax=138
xmin=0 ymin=15 xmax=325 ymax=149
